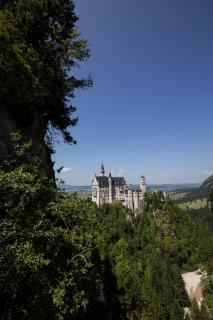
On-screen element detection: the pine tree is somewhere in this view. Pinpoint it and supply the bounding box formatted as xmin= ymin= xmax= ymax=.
xmin=200 ymin=303 xmax=211 ymax=320
xmin=170 ymin=300 xmax=184 ymax=320
xmin=191 ymin=299 xmax=201 ymax=320
xmin=0 ymin=0 xmax=90 ymax=176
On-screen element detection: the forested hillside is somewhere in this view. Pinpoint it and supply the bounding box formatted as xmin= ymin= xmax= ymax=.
xmin=183 ymin=175 xmax=213 ymax=202
xmin=0 ymin=136 xmax=213 ymax=319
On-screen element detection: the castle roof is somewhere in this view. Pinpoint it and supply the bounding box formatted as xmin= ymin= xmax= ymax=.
xmin=112 ymin=177 xmax=126 ymax=185
xmin=96 ymin=176 xmax=126 ymax=187
xmin=96 ymin=176 xmax=108 ymax=187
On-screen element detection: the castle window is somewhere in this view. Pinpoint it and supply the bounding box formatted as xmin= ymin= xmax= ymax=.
xmin=93 ymin=188 xmax=97 ymax=198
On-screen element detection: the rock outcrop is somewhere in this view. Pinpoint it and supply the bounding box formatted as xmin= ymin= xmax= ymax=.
xmin=0 ymin=107 xmax=55 ymax=179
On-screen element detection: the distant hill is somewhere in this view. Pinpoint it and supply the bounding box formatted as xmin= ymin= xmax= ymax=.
xmin=184 ymin=175 xmax=213 ymax=201
xmin=202 ymin=174 xmax=213 ymax=189
xmin=147 ymin=183 xmax=200 ymax=193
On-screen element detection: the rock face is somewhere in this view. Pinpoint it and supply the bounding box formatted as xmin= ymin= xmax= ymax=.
xmin=182 ymin=270 xmax=207 ymax=307
xmin=0 ymin=107 xmax=55 ymax=179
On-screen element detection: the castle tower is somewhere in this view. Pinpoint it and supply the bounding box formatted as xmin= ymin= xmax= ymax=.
xmin=108 ymin=172 xmax=113 ymax=203
xmin=128 ymin=189 xmax=134 ymax=210
xmin=140 ymin=176 xmax=147 ymax=194
xmin=100 ymin=163 xmax=105 ymax=176
xmin=133 ymin=191 xmax=140 ymax=211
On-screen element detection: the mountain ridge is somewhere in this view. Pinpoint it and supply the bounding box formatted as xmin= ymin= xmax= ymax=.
xmin=184 ymin=175 xmax=213 ymax=201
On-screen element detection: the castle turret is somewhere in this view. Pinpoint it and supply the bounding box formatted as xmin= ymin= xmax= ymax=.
xmin=133 ymin=191 xmax=139 ymax=211
xmin=100 ymin=163 xmax=105 ymax=176
xmin=128 ymin=189 xmax=134 ymax=210
xmin=140 ymin=176 xmax=146 ymax=194
xmin=108 ymin=172 xmax=113 ymax=203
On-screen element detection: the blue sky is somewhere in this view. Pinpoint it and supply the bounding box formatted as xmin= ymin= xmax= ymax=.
xmin=53 ymin=0 xmax=213 ymax=185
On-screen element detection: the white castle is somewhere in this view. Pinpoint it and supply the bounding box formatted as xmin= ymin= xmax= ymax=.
xmin=92 ymin=164 xmax=147 ymax=211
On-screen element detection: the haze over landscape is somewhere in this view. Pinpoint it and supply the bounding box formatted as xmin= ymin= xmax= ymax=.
xmin=53 ymin=0 xmax=213 ymax=186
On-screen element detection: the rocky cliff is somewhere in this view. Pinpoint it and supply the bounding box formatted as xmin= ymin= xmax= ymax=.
xmin=0 ymin=106 xmax=55 ymax=179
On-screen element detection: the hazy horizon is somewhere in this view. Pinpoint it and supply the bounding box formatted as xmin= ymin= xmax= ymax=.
xmin=59 ymin=181 xmax=201 ymax=187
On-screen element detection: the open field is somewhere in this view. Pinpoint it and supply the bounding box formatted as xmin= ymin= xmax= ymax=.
xmin=66 ymin=191 xmax=92 ymax=199
xmin=168 ymin=192 xmax=189 ymax=201
xmin=178 ymin=199 xmax=207 ymax=210
xmin=168 ymin=191 xmax=207 ymax=210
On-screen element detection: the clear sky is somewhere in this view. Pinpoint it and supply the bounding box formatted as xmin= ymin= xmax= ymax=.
xmin=53 ymin=0 xmax=213 ymax=185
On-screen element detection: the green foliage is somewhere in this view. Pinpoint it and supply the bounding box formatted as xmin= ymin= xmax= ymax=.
xmin=170 ymin=300 xmax=184 ymax=320
xmin=190 ymin=299 xmax=201 ymax=320
xmin=1 ymin=138 xmax=213 ymax=319
xmin=94 ymin=194 xmax=195 ymax=319
xmin=94 ymin=192 xmax=213 ymax=319
xmin=2 ymin=1 xmax=213 ymax=319
xmin=202 ymin=277 xmax=213 ymax=318
xmin=0 ymin=0 xmax=91 ymax=147
xmin=0 ymin=136 xmax=104 ymax=319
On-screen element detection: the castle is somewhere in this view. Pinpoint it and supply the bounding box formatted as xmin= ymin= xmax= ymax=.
xmin=92 ymin=164 xmax=147 ymax=211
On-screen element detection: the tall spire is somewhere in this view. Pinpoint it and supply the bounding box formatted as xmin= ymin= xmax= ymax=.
xmin=100 ymin=162 xmax=105 ymax=176
xmin=140 ymin=176 xmax=146 ymax=193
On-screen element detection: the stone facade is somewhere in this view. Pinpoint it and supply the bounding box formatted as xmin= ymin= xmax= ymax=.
xmin=92 ymin=164 xmax=147 ymax=211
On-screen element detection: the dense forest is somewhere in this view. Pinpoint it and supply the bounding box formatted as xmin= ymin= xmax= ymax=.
xmin=0 ymin=1 xmax=213 ymax=319
xmin=0 ymin=134 xmax=212 ymax=319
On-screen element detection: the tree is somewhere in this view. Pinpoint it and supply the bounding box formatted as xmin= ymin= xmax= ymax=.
xmin=0 ymin=0 xmax=91 ymax=177
xmin=200 ymin=303 xmax=211 ymax=320
xmin=207 ymin=191 xmax=213 ymax=210
xmin=0 ymin=135 xmax=106 ymax=319
xmin=170 ymin=300 xmax=184 ymax=320
xmin=191 ymin=299 xmax=201 ymax=320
